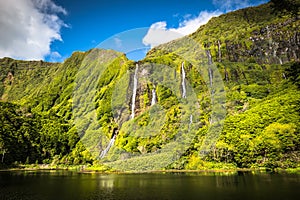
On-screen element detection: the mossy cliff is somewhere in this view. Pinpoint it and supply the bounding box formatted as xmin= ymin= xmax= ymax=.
xmin=0 ymin=2 xmax=299 ymax=170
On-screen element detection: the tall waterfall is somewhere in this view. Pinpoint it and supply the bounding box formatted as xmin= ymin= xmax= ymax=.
xmin=131 ymin=64 xmax=139 ymax=119
xmin=205 ymin=50 xmax=213 ymax=91
xmin=151 ymin=86 xmax=156 ymax=106
xmin=205 ymin=49 xmax=213 ymax=65
xmin=181 ymin=62 xmax=186 ymax=98
xmin=100 ymin=135 xmax=116 ymax=159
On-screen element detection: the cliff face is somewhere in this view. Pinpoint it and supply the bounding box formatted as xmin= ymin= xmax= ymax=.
xmin=0 ymin=2 xmax=299 ymax=170
xmin=219 ymin=17 xmax=299 ymax=64
xmin=148 ymin=3 xmax=299 ymax=65
xmin=0 ymin=57 xmax=59 ymax=100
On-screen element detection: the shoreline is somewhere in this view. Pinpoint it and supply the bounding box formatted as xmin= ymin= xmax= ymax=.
xmin=1 ymin=164 xmax=299 ymax=174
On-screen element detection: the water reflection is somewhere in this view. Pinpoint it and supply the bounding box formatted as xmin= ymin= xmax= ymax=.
xmin=0 ymin=170 xmax=299 ymax=200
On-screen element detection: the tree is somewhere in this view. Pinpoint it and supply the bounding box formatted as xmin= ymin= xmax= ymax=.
xmin=270 ymin=0 xmax=300 ymax=16
xmin=263 ymin=123 xmax=298 ymax=152
xmin=0 ymin=141 xmax=8 ymax=164
xmin=286 ymin=62 xmax=300 ymax=88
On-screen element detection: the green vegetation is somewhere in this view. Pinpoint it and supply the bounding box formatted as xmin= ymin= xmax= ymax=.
xmin=0 ymin=2 xmax=299 ymax=171
xmin=270 ymin=0 xmax=300 ymax=16
xmin=0 ymin=102 xmax=97 ymax=167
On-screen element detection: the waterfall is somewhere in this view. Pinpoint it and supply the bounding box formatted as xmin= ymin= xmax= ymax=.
xmin=217 ymin=40 xmax=222 ymax=62
xmin=282 ymin=73 xmax=287 ymax=79
xmin=131 ymin=64 xmax=138 ymax=119
xmin=274 ymin=51 xmax=283 ymax=65
xmin=151 ymin=86 xmax=156 ymax=106
xmin=208 ymin=67 xmax=213 ymax=89
xmin=188 ymin=114 xmax=193 ymax=130
xmin=273 ymin=42 xmax=283 ymax=64
xmin=205 ymin=49 xmax=213 ymax=65
xmin=205 ymin=49 xmax=213 ymax=91
xmin=100 ymin=135 xmax=116 ymax=159
xmin=181 ymin=62 xmax=186 ymax=98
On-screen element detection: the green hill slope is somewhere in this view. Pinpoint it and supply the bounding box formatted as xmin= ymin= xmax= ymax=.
xmin=0 ymin=2 xmax=299 ymax=171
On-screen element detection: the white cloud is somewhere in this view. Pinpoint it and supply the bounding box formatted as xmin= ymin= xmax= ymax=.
xmin=174 ymin=11 xmax=222 ymax=35
xmin=48 ymin=51 xmax=62 ymax=62
xmin=0 ymin=0 xmax=67 ymax=60
xmin=142 ymin=22 xmax=183 ymax=48
xmin=32 ymin=0 xmax=67 ymax=15
xmin=143 ymin=11 xmax=222 ymax=48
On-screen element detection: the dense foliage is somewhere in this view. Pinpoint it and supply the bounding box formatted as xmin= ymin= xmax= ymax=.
xmin=0 ymin=2 xmax=299 ymax=170
xmin=270 ymin=0 xmax=300 ymax=16
xmin=0 ymin=102 xmax=80 ymax=165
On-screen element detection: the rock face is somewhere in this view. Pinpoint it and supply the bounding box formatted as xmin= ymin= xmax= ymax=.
xmin=213 ymin=20 xmax=298 ymax=64
xmin=223 ymin=18 xmax=300 ymax=64
xmin=148 ymin=3 xmax=299 ymax=66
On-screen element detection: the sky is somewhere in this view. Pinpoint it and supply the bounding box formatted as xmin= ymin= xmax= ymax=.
xmin=0 ymin=0 xmax=268 ymax=62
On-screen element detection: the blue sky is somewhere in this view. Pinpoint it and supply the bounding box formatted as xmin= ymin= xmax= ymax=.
xmin=0 ymin=0 xmax=268 ymax=62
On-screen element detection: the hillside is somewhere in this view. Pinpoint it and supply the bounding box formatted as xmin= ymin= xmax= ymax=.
xmin=148 ymin=3 xmax=299 ymax=63
xmin=0 ymin=2 xmax=299 ymax=171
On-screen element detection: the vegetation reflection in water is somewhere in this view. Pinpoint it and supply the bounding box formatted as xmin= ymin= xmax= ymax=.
xmin=0 ymin=170 xmax=300 ymax=200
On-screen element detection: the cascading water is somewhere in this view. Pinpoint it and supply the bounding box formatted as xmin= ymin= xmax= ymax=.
xmin=273 ymin=43 xmax=283 ymax=65
xmin=151 ymin=86 xmax=156 ymax=106
xmin=208 ymin=67 xmax=213 ymax=89
xmin=282 ymin=73 xmax=287 ymax=79
xmin=131 ymin=64 xmax=139 ymax=119
xmin=181 ymin=62 xmax=186 ymax=98
xmin=205 ymin=49 xmax=213 ymax=65
xmin=188 ymin=114 xmax=193 ymax=130
xmin=100 ymin=135 xmax=116 ymax=159
xmin=100 ymin=64 xmax=139 ymax=159
xmin=206 ymin=50 xmax=213 ymax=93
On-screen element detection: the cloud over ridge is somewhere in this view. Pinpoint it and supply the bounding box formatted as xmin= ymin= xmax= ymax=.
xmin=143 ymin=10 xmax=222 ymax=48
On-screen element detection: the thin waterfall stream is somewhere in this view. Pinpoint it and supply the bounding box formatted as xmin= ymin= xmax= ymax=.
xmin=205 ymin=50 xmax=213 ymax=93
xmin=208 ymin=68 xmax=213 ymax=89
xmin=205 ymin=49 xmax=213 ymax=65
xmin=99 ymin=135 xmax=116 ymax=159
xmin=99 ymin=127 xmax=119 ymax=159
xmin=151 ymin=86 xmax=156 ymax=106
xmin=188 ymin=114 xmax=193 ymax=130
xmin=181 ymin=62 xmax=186 ymax=98
xmin=100 ymin=63 xmax=139 ymax=159
xmin=131 ymin=64 xmax=139 ymax=119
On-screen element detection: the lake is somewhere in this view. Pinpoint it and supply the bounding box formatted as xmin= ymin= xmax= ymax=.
xmin=0 ymin=170 xmax=299 ymax=200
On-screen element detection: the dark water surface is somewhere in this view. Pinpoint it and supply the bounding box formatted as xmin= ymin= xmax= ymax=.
xmin=0 ymin=170 xmax=299 ymax=200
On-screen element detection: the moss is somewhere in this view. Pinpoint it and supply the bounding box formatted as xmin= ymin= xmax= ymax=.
xmin=0 ymin=3 xmax=299 ymax=171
